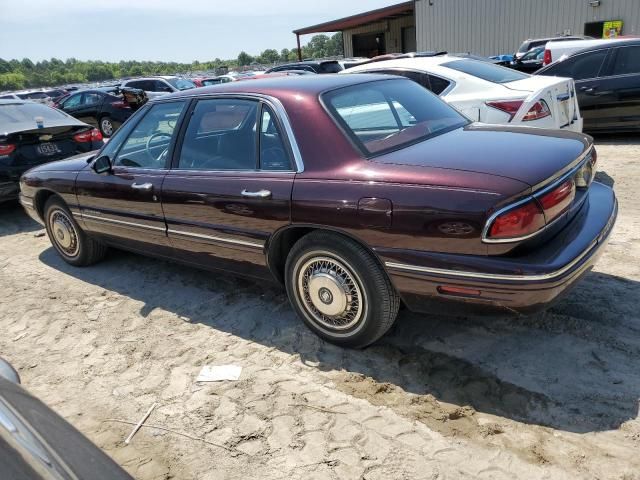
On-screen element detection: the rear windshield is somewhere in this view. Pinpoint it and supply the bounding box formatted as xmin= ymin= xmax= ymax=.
xmin=0 ymin=102 xmax=69 ymax=126
xmin=323 ymin=79 xmax=468 ymax=156
xmin=166 ymin=78 xmax=196 ymax=91
xmin=319 ymin=62 xmax=343 ymax=74
xmin=443 ymin=59 xmax=529 ymax=83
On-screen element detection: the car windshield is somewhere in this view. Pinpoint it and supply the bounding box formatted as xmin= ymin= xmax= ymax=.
xmin=166 ymin=78 xmax=196 ymax=90
xmin=324 ymin=79 xmax=468 ymax=156
xmin=443 ymin=59 xmax=529 ymax=83
xmin=0 ymin=102 xmax=69 ymax=127
xmin=522 ymin=48 xmax=544 ymax=60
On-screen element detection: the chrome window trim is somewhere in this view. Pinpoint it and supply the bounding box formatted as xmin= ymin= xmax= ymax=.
xmin=481 ymin=148 xmax=593 ymax=244
xmin=155 ymin=92 xmax=305 ymax=173
xmin=80 ymin=213 xmax=166 ymax=232
xmin=167 ymin=228 xmax=263 ymax=249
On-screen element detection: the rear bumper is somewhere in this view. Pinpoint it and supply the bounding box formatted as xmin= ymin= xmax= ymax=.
xmin=382 ymin=182 xmax=617 ymax=315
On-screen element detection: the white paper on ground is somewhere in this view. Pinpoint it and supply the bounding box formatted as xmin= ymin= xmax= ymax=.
xmin=196 ymin=365 xmax=242 ymax=382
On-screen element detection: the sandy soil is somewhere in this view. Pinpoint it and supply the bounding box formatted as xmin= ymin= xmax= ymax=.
xmin=1 ymin=135 xmax=639 ymax=480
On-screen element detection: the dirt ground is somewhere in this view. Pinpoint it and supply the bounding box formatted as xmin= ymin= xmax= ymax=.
xmin=1 ymin=135 xmax=639 ymax=480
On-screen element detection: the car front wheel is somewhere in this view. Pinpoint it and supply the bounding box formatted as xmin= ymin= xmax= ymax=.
xmin=44 ymin=196 xmax=107 ymax=266
xmin=99 ymin=116 xmax=115 ymax=137
xmin=285 ymin=231 xmax=400 ymax=348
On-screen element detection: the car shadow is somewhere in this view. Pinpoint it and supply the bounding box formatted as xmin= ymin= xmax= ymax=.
xmin=37 ymin=246 xmax=640 ymax=435
xmin=0 ymin=202 xmax=42 ymax=237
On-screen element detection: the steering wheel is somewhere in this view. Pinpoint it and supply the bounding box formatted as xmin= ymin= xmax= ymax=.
xmin=145 ymin=132 xmax=172 ymax=163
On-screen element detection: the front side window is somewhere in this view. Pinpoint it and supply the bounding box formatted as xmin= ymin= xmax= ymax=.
xmin=324 ymin=79 xmax=468 ymax=155
xmin=178 ymin=98 xmax=258 ymax=170
xmin=443 ymin=59 xmax=529 ymax=83
xmin=113 ymin=101 xmax=185 ymax=169
xmin=544 ymin=49 xmax=608 ymax=80
xmin=62 ymin=94 xmax=82 ymax=108
xmin=611 ymin=46 xmax=640 ymax=76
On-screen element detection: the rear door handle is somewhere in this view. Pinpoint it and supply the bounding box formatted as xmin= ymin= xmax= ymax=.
xmin=131 ymin=182 xmax=153 ymax=191
xmin=241 ymin=189 xmax=271 ymax=198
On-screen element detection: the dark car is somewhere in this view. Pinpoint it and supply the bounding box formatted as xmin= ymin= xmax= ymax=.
xmin=266 ymin=60 xmax=343 ymax=74
xmin=0 ymin=100 xmax=102 ymax=202
xmin=515 ymin=35 xmax=592 ymax=59
xmin=0 ymin=358 xmax=132 ymax=479
xmin=55 ymin=88 xmax=135 ymax=137
xmin=509 ymin=46 xmax=544 ymax=73
xmin=19 ymin=74 xmax=616 ymax=348
xmin=536 ymin=39 xmax=640 ymax=132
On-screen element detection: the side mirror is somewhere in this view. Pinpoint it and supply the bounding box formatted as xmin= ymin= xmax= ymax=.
xmin=92 ymin=155 xmax=112 ymax=174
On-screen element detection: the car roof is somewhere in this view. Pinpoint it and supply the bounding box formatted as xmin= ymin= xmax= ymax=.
xmin=563 ymin=37 xmax=640 ymax=53
xmin=162 ymin=73 xmax=402 ymax=100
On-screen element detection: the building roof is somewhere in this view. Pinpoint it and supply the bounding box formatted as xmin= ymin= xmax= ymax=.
xmin=293 ymin=1 xmax=413 ymax=35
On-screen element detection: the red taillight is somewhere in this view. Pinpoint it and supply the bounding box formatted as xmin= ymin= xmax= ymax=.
xmin=539 ymin=178 xmax=576 ymax=220
xmin=488 ymin=200 xmax=545 ymax=240
xmin=486 ymin=100 xmax=523 ymax=120
xmin=110 ymin=100 xmax=130 ymax=109
xmin=543 ymin=49 xmax=552 ymax=65
xmin=73 ymin=128 xmax=103 ymax=143
xmin=522 ymin=100 xmax=551 ymax=121
xmin=0 ymin=144 xmax=16 ymax=156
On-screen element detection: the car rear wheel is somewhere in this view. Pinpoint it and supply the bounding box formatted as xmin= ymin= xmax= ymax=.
xmin=44 ymin=197 xmax=107 ymax=266
xmin=99 ymin=116 xmax=115 ymax=137
xmin=285 ymin=231 xmax=400 ymax=348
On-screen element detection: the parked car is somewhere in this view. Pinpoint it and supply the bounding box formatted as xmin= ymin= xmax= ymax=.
xmin=54 ymin=88 xmax=136 ymax=137
xmin=508 ymin=47 xmax=545 ymax=73
xmin=343 ymin=55 xmax=583 ymax=132
xmin=41 ymin=88 xmax=68 ymax=103
xmin=536 ymin=39 xmax=640 ymax=132
xmin=515 ymin=35 xmax=592 ymax=59
xmin=542 ymin=37 xmax=628 ymax=66
xmin=197 ymin=75 xmax=236 ymax=86
xmin=1 ymin=99 xmax=102 ymax=202
xmin=120 ymin=76 xmax=196 ymax=99
xmin=266 ymin=60 xmax=343 ymax=74
xmin=0 ymin=357 xmax=132 ymax=479
xmin=20 ymin=74 xmax=616 ymax=348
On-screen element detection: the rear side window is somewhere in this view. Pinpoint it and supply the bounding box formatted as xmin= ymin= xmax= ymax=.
xmin=611 ymin=46 xmax=640 ymax=75
xmin=324 ymin=79 xmax=467 ymax=156
xmin=178 ymin=99 xmax=258 ymax=170
xmin=544 ymin=49 xmax=608 ymax=80
xmin=428 ymin=74 xmax=451 ymax=94
xmin=443 ymin=59 xmax=529 ymax=83
xmin=364 ymin=70 xmax=451 ymax=96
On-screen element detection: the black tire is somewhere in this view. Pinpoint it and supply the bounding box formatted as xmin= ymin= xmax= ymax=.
xmin=285 ymin=231 xmax=400 ymax=348
xmin=99 ymin=116 xmax=116 ymax=137
xmin=44 ymin=196 xmax=107 ymax=266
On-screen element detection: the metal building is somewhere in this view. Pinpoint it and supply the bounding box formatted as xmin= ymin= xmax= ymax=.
xmin=294 ymin=0 xmax=640 ymax=58
xmin=415 ymin=0 xmax=640 ymax=56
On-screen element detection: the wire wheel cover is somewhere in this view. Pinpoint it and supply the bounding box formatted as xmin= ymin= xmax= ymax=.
xmin=297 ymin=255 xmax=365 ymax=330
xmin=50 ymin=210 xmax=79 ymax=257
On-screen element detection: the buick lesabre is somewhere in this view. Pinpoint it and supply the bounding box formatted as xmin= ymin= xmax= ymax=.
xmin=19 ymin=74 xmax=617 ymax=348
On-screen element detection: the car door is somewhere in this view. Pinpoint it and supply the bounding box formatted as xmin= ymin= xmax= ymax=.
xmin=539 ymin=48 xmax=610 ymax=131
xmin=58 ymin=92 xmax=84 ymax=118
xmin=74 ymin=92 xmax=103 ymax=127
xmin=161 ymin=97 xmax=297 ymax=279
xmin=591 ymin=45 xmax=640 ymax=131
xmin=75 ymin=100 xmax=188 ymax=254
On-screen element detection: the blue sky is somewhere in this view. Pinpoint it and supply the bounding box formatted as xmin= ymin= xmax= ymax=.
xmin=0 ymin=0 xmax=396 ymax=62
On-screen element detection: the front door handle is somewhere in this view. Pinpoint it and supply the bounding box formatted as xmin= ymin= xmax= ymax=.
xmin=241 ymin=189 xmax=271 ymax=199
xmin=131 ymin=182 xmax=153 ymax=191
xmin=580 ymin=86 xmax=597 ymax=94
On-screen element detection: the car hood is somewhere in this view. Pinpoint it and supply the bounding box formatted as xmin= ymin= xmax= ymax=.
xmin=373 ymin=124 xmax=591 ymax=188
xmin=25 ymin=151 xmax=96 ymax=173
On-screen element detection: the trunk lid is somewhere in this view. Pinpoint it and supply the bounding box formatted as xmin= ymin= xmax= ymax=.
xmin=372 ymin=124 xmax=591 ymax=188
xmin=502 ymin=76 xmax=578 ymax=128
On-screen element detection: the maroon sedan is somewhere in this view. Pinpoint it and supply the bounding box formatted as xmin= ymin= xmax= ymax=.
xmin=19 ymin=74 xmax=617 ymax=348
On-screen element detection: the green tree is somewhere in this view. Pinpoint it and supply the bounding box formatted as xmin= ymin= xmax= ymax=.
xmin=259 ymin=49 xmax=279 ymax=64
xmin=237 ymin=51 xmax=253 ymax=66
xmin=0 ymin=72 xmax=27 ymax=90
xmin=327 ymin=32 xmax=344 ymax=57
